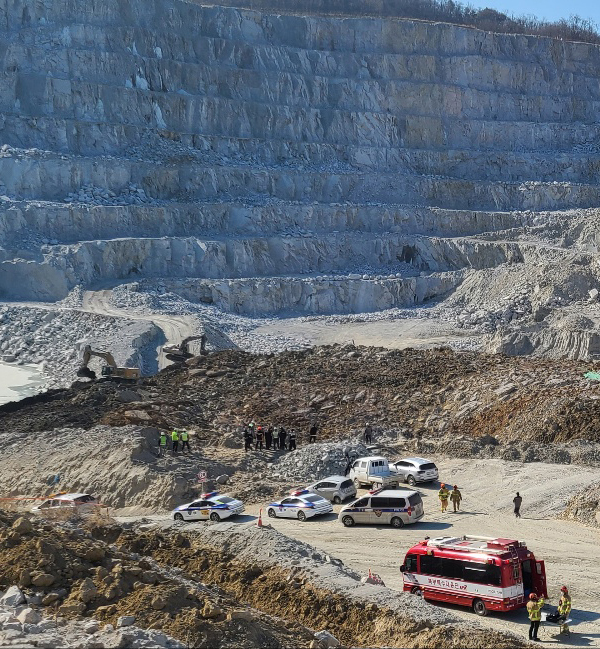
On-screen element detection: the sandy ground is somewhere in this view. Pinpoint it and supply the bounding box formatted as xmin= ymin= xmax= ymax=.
xmin=253 ymin=317 xmax=479 ymax=349
xmin=240 ymin=458 xmax=600 ymax=648
xmin=0 ymin=362 xmax=45 ymax=405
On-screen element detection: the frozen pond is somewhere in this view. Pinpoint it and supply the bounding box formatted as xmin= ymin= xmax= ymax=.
xmin=0 ymin=362 xmax=46 ymax=405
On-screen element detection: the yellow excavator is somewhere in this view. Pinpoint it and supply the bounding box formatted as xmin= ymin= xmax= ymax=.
xmin=76 ymin=345 xmax=141 ymax=380
xmin=162 ymin=334 xmax=208 ymax=364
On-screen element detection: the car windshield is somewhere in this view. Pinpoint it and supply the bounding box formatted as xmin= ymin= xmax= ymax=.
xmin=216 ymin=496 xmax=236 ymax=504
xmin=340 ymin=480 xmax=353 ymax=489
xmin=75 ymin=495 xmax=95 ymax=503
xmin=304 ymin=495 xmax=324 ymax=503
xmin=419 ymin=463 xmax=436 ymax=471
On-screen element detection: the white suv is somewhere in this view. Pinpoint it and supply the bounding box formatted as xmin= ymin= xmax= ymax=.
xmin=389 ymin=457 xmax=438 ymax=486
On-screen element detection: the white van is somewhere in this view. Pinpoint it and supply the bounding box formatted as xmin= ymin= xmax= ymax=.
xmin=348 ymin=456 xmax=400 ymax=489
xmin=338 ymin=489 xmax=424 ymax=528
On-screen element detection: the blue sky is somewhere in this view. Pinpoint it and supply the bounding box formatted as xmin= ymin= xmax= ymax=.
xmin=475 ymin=0 xmax=599 ymax=24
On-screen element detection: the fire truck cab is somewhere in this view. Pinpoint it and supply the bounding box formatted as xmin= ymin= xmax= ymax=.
xmin=401 ymin=535 xmax=547 ymax=616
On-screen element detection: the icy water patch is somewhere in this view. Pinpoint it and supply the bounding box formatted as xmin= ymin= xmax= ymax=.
xmin=0 ymin=362 xmax=46 ymax=405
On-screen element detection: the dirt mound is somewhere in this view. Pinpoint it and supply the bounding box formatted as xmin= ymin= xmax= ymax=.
xmin=0 ymin=510 xmax=315 ymax=648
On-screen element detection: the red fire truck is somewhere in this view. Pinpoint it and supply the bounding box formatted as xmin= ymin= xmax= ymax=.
xmin=401 ymin=535 xmax=547 ymax=616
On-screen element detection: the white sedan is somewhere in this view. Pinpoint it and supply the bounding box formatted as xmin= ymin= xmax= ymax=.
xmin=173 ymin=492 xmax=244 ymax=522
xmin=266 ymin=492 xmax=333 ymax=521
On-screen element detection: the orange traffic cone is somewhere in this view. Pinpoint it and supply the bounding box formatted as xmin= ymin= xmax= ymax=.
xmin=257 ymin=508 xmax=263 ymax=528
xmin=368 ymin=568 xmax=372 ymax=579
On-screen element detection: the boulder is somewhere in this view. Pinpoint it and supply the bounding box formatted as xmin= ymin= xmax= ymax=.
xmin=151 ymin=596 xmax=166 ymax=610
xmin=0 ymin=586 xmax=25 ymax=607
xmin=216 ymin=474 xmax=229 ymax=485
xmin=314 ymin=630 xmax=341 ymax=648
xmin=16 ymin=608 xmax=41 ymax=625
xmin=78 ymin=578 xmax=97 ymax=604
xmin=31 ymin=573 xmax=55 ymax=588
xmin=201 ymin=601 xmax=223 ymax=619
xmin=227 ymin=609 xmax=255 ymax=621
xmin=116 ymin=615 xmax=135 ymax=628
xmin=11 ymin=517 xmax=33 ymax=534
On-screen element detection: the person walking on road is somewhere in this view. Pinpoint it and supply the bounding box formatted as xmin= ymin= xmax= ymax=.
xmin=255 ymin=425 xmax=264 ymax=451
xmin=279 ymin=426 xmax=287 ymax=451
xmin=158 ymin=431 xmax=167 ymax=457
xmin=558 ymin=586 xmax=572 ymax=634
xmin=450 ymin=485 xmax=462 ymax=512
xmin=171 ymin=429 xmax=179 ymax=455
xmin=526 ymin=593 xmax=544 ymax=642
xmin=180 ymin=429 xmax=191 ymax=454
xmin=309 ymin=423 xmax=318 ymax=444
xmin=272 ymin=426 xmax=279 ymax=450
xmin=513 ymin=492 xmax=523 ymax=518
xmin=265 ymin=425 xmax=274 ymax=450
xmin=438 ymin=483 xmax=450 ymax=513
xmin=288 ymin=429 xmax=297 ymax=451
xmin=243 ymin=427 xmax=253 ymax=452
xmin=364 ymin=423 xmax=373 ymax=444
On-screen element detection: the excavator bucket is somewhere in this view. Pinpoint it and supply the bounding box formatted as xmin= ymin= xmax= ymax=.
xmin=77 ymin=366 xmax=97 ymax=380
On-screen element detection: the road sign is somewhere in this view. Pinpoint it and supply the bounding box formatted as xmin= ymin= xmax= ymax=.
xmin=197 ymin=470 xmax=207 ymax=483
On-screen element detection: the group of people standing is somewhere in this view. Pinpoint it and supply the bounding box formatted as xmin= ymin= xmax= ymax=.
xmin=158 ymin=429 xmax=191 ymax=456
xmin=243 ymin=422 xmax=319 ymax=451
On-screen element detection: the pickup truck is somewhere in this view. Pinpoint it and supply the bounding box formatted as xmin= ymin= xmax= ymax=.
xmin=348 ymin=456 xmax=400 ymax=489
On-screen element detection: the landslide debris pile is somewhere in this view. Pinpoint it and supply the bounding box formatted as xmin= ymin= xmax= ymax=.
xmin=2 ymin=345 xmax=600 ymax=513
xmin=2 ymin=0 xmax=600 ymax=361
xmin=3 ymin=345 xmax=600 ymax=445
xmin=0 ymin=510 xmax=317 ymax=649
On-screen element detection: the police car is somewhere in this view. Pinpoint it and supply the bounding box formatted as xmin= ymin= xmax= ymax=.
xmin=267 ymin=489 xmax=333 ymax=521
xmin=173 ymin=492 xmax=244 ymax=522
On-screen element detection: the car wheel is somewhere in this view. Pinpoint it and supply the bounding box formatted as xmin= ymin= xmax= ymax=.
xmin=473 ymin=599 xmax=488 ymax=616
xmin=333 ymin=496 xmax=342 ymax=505
xmin=342 ymin=515 xmax=355 ymax=527
xmin=297 ymin=510 xmax=306 ymax=522
xmin=267 ymin=508 xmax=277 ymax=518
xmin=353 ymin=478 xmax=361 ymax=489
xmin=391 ymin=516 xmax=404 ymax=528
xmin=411 ymin=586 xmax=423 ymax=597
xmin=407 ymin=475 xmax=416 ymax=486
xmin=209 ymin=512 xmax=221 ymax=522
xmin=174 ymin=513 xmax=184 ymax=521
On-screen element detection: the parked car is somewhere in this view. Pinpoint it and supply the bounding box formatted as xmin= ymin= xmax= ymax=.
xmin=303 ymin=476 xmax=356 ymax=504
xmin=267 ymin=493 xmax=333 ymax=521
xmin=388 ymin=457 xmax=439 ymax=486
xmin=32 ymin=493 xmax=99 ymax=515
xmin=348 ymin=456 xmax=400 ymax=489
xmin=338 ymin=489 xmax=424 ymax=528
xmin=173 ymin=491 xmax=244 ymax=522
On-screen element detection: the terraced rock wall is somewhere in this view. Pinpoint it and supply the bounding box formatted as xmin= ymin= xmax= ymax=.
xmin=1 ymin=0 xmax=599 ymax=314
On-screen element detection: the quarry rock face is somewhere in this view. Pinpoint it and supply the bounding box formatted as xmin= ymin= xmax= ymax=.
xmin=1 ymin=0 xmax=600 ymax=360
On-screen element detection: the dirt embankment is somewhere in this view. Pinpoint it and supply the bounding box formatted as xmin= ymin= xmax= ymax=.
xmin=3 ymin=345 xmax=600 ymax=446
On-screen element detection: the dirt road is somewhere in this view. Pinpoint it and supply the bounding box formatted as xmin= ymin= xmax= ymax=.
xmin=244 ymin=458 xmax=600 ymax=647
xmin=252 ymin=316 xmax=477 ymax=350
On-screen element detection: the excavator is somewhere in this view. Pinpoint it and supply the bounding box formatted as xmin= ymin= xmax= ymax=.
xmin=76 ymin=345 xmax=141 ymax=381
xmin=162 ymin=334 xmax=208 ymax=364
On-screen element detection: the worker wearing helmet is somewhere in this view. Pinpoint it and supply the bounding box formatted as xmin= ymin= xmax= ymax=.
xmin=558 ymin=586 xmax=571 ymax=634
xmin=450 ymin=485 xmax=462 ymax=512
xmin=526 ymin=592 xmax=545 ymax=641
xmin=438 ymin=483 xmax=450 ymax=513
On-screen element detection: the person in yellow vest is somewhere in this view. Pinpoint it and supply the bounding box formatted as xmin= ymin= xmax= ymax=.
xmin=526 ymin=592 xmax=544 ymax=642
xmin=558 ymin=586 xmax=571 ymax=634
xmin=171 ymin=429 xmax=179 ymax=455
xmin=158 ymin=431 xmax=167 ymax=457
xmin=180 ymin=430 xmax=191 ymax=454
xmin=450 ymin=485 xmax=462 ymax=512
xmin=438 ymin=483 xmax=450 ymax=512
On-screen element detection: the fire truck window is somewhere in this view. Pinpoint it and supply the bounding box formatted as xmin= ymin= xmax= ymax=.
xmin=462 ymin=562 xmax=501 ymax=586
xmin=441 ymin=558 xmax=462 ymax=579
xmin=406 ymin=554 xmax=418 ymax=572
xmin=420 ymin=555 xmax=442 ymax=576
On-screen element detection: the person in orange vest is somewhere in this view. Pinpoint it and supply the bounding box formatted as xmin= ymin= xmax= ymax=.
xmin=526 ymin=592 xmax=545 ymax=642
xmin=255 ymin=425 xmax=264 ymax=451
